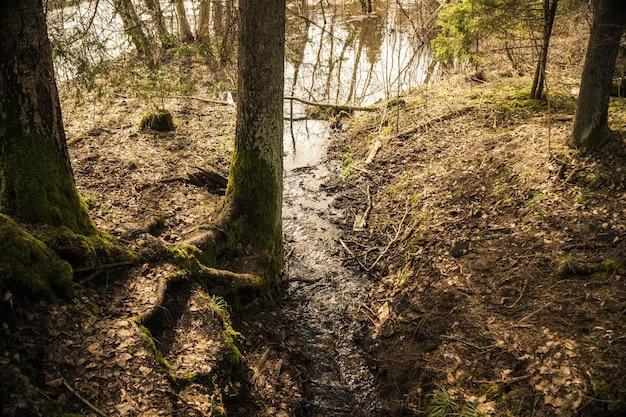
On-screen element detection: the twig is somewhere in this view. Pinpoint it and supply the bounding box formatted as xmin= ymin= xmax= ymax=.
xmin=473 ymin=374 xmax=531 ymax=385
xmin=62 ymin=378 xmax=109 ymax=417
xmin=518 ymin=302 xmax=553 ymax=324
xmin=338 ymin=238 xmax=368 ymax=270
xmin=366 ymin=200 xmax=410 ymax=272
xmin=353 ymin=185 xmax=373 ymax=231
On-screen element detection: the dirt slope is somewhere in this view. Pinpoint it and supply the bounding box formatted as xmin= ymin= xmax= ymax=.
xmin=331 ymin=73 xmax=626 ymax=416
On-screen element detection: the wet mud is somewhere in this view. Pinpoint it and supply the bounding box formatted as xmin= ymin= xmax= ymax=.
xmin=282 ymin=162 xmax=381 ymax=416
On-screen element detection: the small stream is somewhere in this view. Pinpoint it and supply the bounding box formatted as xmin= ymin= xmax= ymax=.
xmin=281 ymin=2 xmax=435 ymax=414
xmin=283 ymin=162 xmax=381 ymax=415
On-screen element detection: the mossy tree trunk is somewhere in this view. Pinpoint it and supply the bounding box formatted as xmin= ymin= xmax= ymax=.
xmin=0 ymin=0 xmax=96 ymax=236
xmin=570 ymin=0 xmax=626 ymax=151
xmin=221 ymin=0 xmax=286 ymax=285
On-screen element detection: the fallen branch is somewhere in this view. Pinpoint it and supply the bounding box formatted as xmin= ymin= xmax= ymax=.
xmin=353 ymin=185 xmax=372 ymax=231
xmin=366 ymin=200 xmax=410 ymax=272
xmin=395 ymin=105 xmax=474 ymax=139
xmin=365 ymin=140 xmax=382 ymax=164
xmin=284 ymin=95 xmax=379 ymax=112
xmin=165 ymin=95 xmax=232 ymax=106
xmin=62 ymin=378 xmax=109 ymax=417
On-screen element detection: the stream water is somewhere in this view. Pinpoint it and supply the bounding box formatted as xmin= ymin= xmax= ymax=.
xmin=281 ymin=2 xmax=434 ymax=414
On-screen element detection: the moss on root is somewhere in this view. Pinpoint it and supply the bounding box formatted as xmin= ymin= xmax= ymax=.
xmin=0 ymin=214 xmax=73 ymax=304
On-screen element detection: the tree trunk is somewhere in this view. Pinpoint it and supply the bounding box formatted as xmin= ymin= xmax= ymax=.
xmin=143 ymin=0 xmax=172 ymax=49
xmin=221 ymin=0 xmax=286 ymax=283
xmin=113 ymin=0 xmax=153 ymax=58
xmin=219 ymin=0 xmax=237 ymax=63
xmin=197 ymin=0 xmax=212 ymax=43
xmin=570 ymin=0 xmax=626 ymax=151
xmin=530 ymin=0 xmax=558 ymax=99
xmin=175 ymin=0 xmax=195 ymax=43
xmin=0 ymin=0 xmax=96 ymax=235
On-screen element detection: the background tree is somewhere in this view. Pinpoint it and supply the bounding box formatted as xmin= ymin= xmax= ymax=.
xmin=113 ymin=0 xmax=153 ymax=58
xmin=530 ymin=0 xmax=559 ymax=99
xmin=175 ymin=0 xmax=195 ymax=43
xmin=220 ymin=0 xmax=286 ymax=284
xmin=143 ymin=0 xmax=172 ymax=49
xmin=570 ymin=0 xmax=626 ymax=151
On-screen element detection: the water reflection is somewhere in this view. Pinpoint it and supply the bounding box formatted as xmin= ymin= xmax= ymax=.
xmin=284 ymin=1 xmax=436 ymax=170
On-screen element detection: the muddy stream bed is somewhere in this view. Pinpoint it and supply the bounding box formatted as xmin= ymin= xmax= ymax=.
xmin=282 ymin=161 xmax=381 ymax=416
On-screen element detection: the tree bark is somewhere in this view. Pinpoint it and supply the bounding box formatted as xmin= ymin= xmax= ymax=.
xmin=175 ymin=0 xmax=195 ymax=43
xmin=113 ymin=0 xmax=153 ymax=58
xmin=530 ymin=0 xmax=558 ymax=99
xmin=0 ymin=0 xmax=96 ymax=235
xmin=197 ymin=0 xmax=212 ymax=43
xmin=221 ymin=0 xmax=286 ymax=283
xmin=570 ymin=0 xmax=626 ymax=151
xmin=143 ymin=0 xmax=172 ymax=49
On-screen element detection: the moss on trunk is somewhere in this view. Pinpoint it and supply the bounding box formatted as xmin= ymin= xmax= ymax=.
xmin=0 ymin=214 xmax=73 ymax=304
xmin=0 ymin=130 xmax=97 ymax=235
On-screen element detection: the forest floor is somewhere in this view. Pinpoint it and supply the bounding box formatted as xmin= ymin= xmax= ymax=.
xmin=2 ymin=52 xmax=626 ymax=417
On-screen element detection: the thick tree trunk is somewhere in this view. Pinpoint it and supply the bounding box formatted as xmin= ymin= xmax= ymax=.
xmin=570 ymin=0 xmax=626 ymax=151
xmin=0 ymin=0 xmax=96 ymax=235
xmin=175 ymin=0 xmax=195 ymax=43
xmin=530 ymin=0 xmax=558 ymax=99
xmin=221 ymin=0 xmax=286 ymax=283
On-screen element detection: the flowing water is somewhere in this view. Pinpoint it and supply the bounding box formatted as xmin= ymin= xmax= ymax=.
xmin=281 ymin=2 xmax=434 ymax=414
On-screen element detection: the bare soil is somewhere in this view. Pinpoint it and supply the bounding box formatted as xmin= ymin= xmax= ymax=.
xmin=1 ymin=52 xmax=626 ymax=417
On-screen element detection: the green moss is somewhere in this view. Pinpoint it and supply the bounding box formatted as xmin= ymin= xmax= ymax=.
xmin=579 ymin=124 xmax=611 ymax=154
xmin=0 ymin=130 xmax=97 ymax=235
xmin=579 ymin=172 xmax=606 ymax=191
xmin=138 ymin=108 xmax=175 ymax=131
xmin=555 ymin=256 xmax=620 ymax=282
xmin=221 ymin=146 xmax=283 ymax=289
xmin=32 ymin=225 xmax=135 ymax=274
xmin=223 ymin=327 xmax=243 ymax=365
xmin=0 ymin=214 xmax=73 ymax=304
xmin=136 ymin=324 xmax=173 ymax=376
xmin=592 ymin=377 xmax=626 ymax=415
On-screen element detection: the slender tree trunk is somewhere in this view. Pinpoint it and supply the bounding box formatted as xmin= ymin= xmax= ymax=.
xmin=221 ymin=0 xmax=286 ymax=283
xmin=570 ymin=0 xmax=626 ymax=150
xmin=113 ymin=0 xmax=153 ymax=58
xmin=175 ymin=0 xmax=195 ymax=43
xmin=0 ymin=0 xmax=96 ymax=235
xmin=197 ymin=0 xmax=212 ymax=43
xmin=220 ymin=0 xmax=237 ymax=63
xmin=530 ymin=0 xmax=558 ymax=99
xmin=144 ymin=0 xmax=172 ymax=48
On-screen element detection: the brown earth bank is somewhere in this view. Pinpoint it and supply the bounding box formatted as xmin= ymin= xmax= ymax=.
xmin=1 ymin=50 xmax=625 ymax=417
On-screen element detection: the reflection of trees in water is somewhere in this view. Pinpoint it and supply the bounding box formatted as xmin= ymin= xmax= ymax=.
xmin=284 ymin=0 xmax=438 ymax=107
